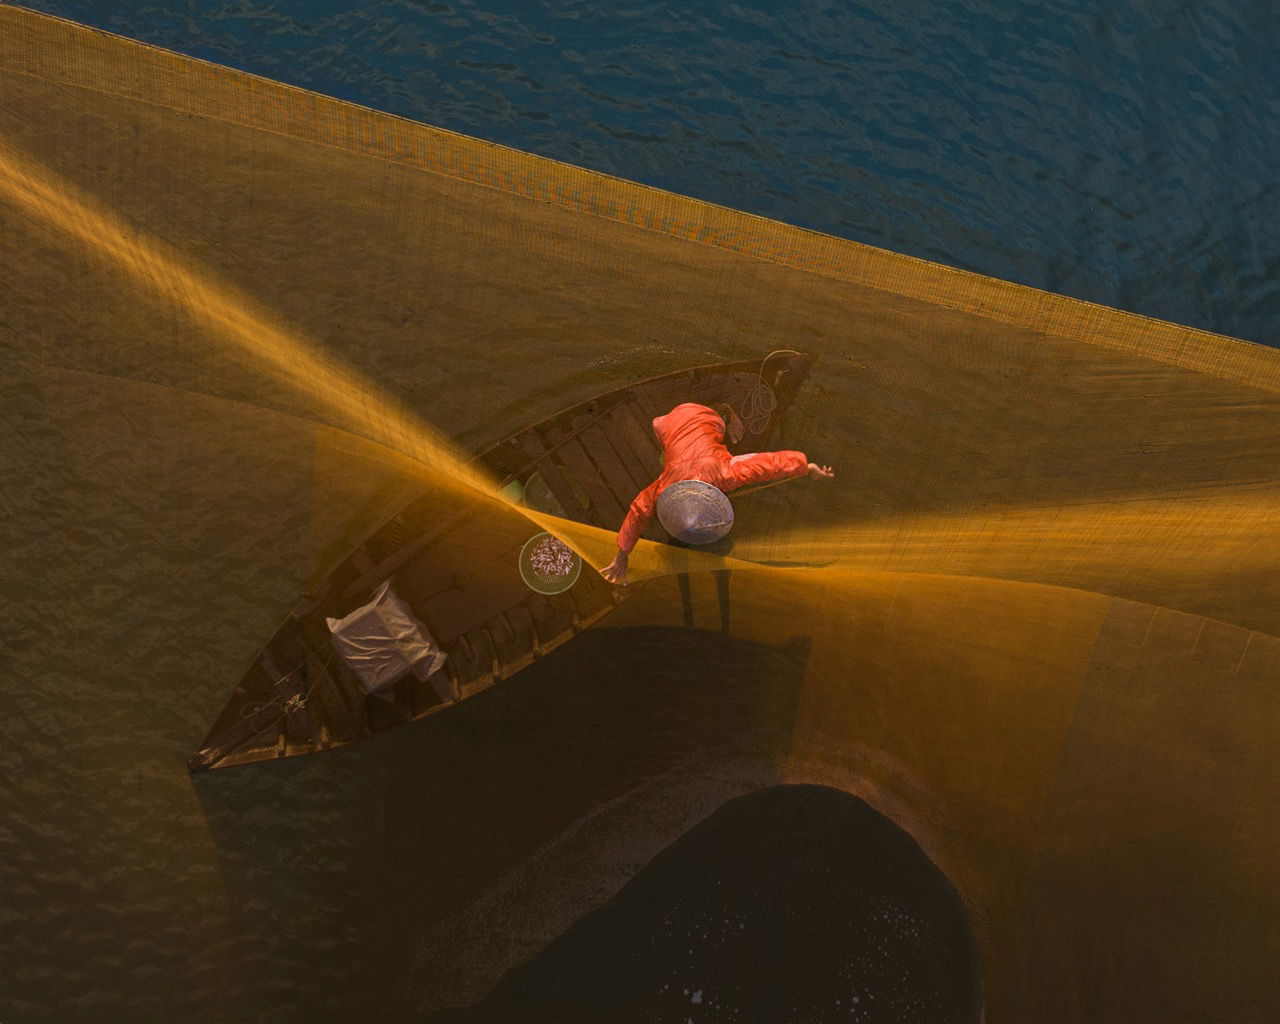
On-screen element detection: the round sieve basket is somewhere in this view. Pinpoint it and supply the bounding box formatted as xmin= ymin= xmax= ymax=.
xmin=518 ymin=531 xmax=582 ymax=595
xmin=522 ymin=472 xmax=567 ymax=516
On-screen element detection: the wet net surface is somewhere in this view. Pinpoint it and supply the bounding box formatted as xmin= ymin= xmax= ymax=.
xmin=2 ymin=8 xmax=1277 ymax=1022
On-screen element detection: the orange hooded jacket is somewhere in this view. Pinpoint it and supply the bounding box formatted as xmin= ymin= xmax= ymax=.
xmin=615 ymin=403 xmax=808 ymax=554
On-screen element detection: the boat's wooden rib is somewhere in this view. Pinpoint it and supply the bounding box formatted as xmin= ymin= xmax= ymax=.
xmin=527 ymin=592 xmax=576 ymax=648
xmin=465 ymin=626 xmax=498 ymax=681
xmin=515 ymin=431 xmax=592 ymax=520
xmin=627 ymin=385 xmax=660 ymax=423
xmin=567 ymin=416 xmax=648 ymax=510
xmin=607 ymin=400 xmax=669 ymax=543
xmin=307 ymin=622 xmax=368 ymax=740
xmin=190 ymin=353 xmax=813 ymax=770
xmin=300 ymin=651 xmax=347 ymax=747
xmin=592 ymin=412 xmax=653 ymax=496
xmin=486 ymin=613 xmax=520 ymax=666
xmin=500 ymin=606 xmax=537 ymax=661
xmin=603 ymin=416 xmax=654 ymax=495
xmin=416 ymin=558 xmax=529 ymax=645
xmin=492 ymin=395 xmax=620 ymax=487
xmin=609 ymin=399 xmax=661 ymax=469
xmin=542 ymin=423 xmax=629 ymax=527
xmin=342 ymin=504 xmax=474 ymax=604
xmin=445 ymin=631 xmax=479 ymax=684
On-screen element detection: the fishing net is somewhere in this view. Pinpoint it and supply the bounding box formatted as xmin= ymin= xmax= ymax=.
xmin=2 ymin=7 xmax=1277 ymax=1023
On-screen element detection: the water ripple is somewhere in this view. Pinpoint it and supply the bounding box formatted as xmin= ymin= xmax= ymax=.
xmin=24 ymin=0 xmax=1277 ymax=344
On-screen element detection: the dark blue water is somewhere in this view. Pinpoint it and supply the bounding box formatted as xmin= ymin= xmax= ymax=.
xmin=23 ymin=0 xmax=1280 ymax=347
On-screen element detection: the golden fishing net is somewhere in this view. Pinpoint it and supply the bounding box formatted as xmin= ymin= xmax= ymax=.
xmin=2 ymin=6 xmax=1276 ymax=1021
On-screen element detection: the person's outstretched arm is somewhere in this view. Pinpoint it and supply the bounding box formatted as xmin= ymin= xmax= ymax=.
xmin=722 ymin=450 xmax=814 ymax=489
xmin=600 ymin=482 xmax=659 ymax=585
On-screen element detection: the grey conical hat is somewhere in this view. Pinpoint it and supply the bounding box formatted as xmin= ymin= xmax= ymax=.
xmin=656 ymin=479 xmax=735 ymax=545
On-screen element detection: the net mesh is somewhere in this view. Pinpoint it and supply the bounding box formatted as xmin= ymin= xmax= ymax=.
xmin=2 ymin=7 xmax=1277 ymax=1022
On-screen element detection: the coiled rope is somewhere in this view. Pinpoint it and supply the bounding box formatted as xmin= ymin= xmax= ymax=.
xmin=735 ymin=348 xmax=804 ymax=436
xmin=239 ymin=642 xmax=339 ymax=722
xmin=727 ymin=348 xmax=810 ymax=499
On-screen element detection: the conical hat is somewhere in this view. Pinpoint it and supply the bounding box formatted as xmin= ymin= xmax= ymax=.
xmin=656 ymin=479 xmax=734 ymax=545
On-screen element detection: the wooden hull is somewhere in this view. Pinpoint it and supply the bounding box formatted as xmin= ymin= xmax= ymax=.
xmin=189 ymin=353 xmax=814 ymax=770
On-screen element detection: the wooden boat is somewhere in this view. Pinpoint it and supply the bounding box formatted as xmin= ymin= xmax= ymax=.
xmin=189 ymin=352 xmax=814 ymax=770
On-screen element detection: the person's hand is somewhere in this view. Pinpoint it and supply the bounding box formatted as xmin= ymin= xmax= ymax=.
xmin=600 ymin=552 xmax=629 ymax=586
xmin=807 ymin=463 xmax=835 ymax=479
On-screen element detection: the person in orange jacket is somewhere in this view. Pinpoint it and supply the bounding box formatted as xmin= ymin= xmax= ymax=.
xmin=600 ymin=401 xmax=834 ymax=586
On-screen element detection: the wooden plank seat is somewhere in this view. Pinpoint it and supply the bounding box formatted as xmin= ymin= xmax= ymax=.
xmin=567 ymin=416 xmax=650 ymax=507
xmin=540 ymin=424 xmax=628 ymax=529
